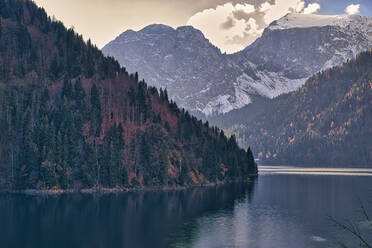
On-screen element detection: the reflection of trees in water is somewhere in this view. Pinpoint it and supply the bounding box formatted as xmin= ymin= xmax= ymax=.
xmin=0 ymin=180 xmax=256 ymax=248
xmin=170 ymin=181 xmax=257 ymax=248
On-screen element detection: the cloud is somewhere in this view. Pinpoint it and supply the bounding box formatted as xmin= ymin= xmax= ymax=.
xmin=345 ymin=4 xmax=360 ymax=15
xmin=187 ymin=0 xmax=321 ymax=54
xmin=220 ymin=16 xmax=236 ymax=29
xmin=303 ymin=3 xmax=320 ymax=14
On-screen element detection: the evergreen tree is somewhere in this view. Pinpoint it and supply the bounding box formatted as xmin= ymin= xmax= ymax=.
xmin=90 ymin=83 xmax=102 ymax=137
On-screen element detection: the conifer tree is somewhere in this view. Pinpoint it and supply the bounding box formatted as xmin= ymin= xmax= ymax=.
xmin=90 ymin=83 xmax=102 ymax=137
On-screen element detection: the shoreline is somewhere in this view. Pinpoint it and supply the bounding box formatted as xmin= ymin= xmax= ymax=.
xmin=1 ymin=176 xmax=257 ymax=196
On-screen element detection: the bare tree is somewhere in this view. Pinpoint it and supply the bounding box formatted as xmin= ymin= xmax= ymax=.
xmin=331 ymin=198 xmax=372 ymax=248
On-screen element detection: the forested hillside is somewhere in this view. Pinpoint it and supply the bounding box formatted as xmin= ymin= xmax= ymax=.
xmin=0 ymin=0 xmax=257 ymax=191
xmin=211 ymin=51 xmax=372 ymax=167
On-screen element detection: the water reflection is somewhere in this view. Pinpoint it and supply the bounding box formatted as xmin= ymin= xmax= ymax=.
xmin=1 ymin=170 xmax=371 ymax=248
xmin=0 ymin=182 xmax=256 ymax=248
xmin=173 ymin=174 xmax=372 ymax=248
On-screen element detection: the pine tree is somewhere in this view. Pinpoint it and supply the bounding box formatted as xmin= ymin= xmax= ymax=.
xmin=90 ymin=83 xmax=102 ymax=137
xmin=49 ymin=56 xmax=60 ymax=79
xmin=61 ymin=77 xmax=73 ymax=100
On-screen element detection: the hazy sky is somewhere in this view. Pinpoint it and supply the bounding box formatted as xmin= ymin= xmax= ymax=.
xmin=34 ymin=0 xmax=372 ymax=53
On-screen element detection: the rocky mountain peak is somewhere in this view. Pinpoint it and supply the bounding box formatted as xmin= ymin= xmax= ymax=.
xmin=176 ymin=26 xmax=208 ymax=40
xmin=140 ymin=24 xmax=175 ymax=33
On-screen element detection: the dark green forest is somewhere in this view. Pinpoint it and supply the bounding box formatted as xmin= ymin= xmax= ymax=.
xmin=211 ymin=51 xmax=372 ymax=167
xmin=0 ymin=0 xmax=257 ymax=190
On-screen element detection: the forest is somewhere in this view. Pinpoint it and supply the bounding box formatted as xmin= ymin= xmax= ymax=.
xmin=211 ymin=51 xmax=372 ymax=167
xmin=0 ymin=0 xmax=257 ymax=190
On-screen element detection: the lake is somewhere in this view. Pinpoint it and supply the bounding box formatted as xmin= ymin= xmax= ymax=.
xmin=0 ymin=166 xmax=371 ymax=248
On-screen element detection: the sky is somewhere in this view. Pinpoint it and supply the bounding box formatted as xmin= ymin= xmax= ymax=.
xmin=34 ymin=0 xmax=372 ymax=54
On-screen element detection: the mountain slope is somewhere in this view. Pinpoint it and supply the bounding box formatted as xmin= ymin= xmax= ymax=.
xmin=0 ymin=0 xmax=257 ymax=190
xmin=103 ymin=25 xmax=231 ymax=116
xmin=103 ymin=14 xmax=372 ymax=116
xmin=211 ymin=51 xmax=372 ymax=167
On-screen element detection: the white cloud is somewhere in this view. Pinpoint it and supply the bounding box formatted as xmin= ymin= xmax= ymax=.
xmin=303 ymin=3 xmax=321 ymax=14
xmin=345 ymin=4 xmax=360 ymax=15
xmin=187 ymin=0 xmax=321 ymax=54
xmin=187 ymin=3 xmax=257 ymax=53
xmin=259 ymin=2 xmax=272 ymax=12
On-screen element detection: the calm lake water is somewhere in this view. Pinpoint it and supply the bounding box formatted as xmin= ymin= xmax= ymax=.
xmin=0 ymin=166 xmax=371 ymax=248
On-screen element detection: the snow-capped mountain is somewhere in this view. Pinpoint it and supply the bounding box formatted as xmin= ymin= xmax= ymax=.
xmin=103 ymin=14 xmax=372 ymax=116
xmin=103 ymin=24 xmax=228 ymax=115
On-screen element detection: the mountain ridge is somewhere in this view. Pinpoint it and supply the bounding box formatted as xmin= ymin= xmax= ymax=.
xmin=103 ymin=13 xmax=372 ymax=117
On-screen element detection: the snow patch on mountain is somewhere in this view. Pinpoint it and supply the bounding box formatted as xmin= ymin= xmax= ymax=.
xmin=269 ymin=13 xmax=346 ymax=30
xmin=202 ymin=93 xmax=252 ymax=117
xmin=269 ymin=14 xmax=372 ymax=32
xmin=237 ymin=72 xmax=307 ymax=99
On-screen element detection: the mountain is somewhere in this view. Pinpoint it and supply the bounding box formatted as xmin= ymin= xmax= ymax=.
xmin=103 ymin=25 xmax=230 ymax=116
xmin=211 ymin=51 xmax=372 ymax=167
xmin=0 ymin=0 xmax=257 ymax=191
xmin=103 ymin=14 xmax=372 ymax=116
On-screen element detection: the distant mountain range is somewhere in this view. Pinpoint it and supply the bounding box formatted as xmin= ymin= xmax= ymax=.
xmin=103 ymin=13 xmax=372 ymax=117
xmin=211 ymin=51 xmax=372 ymax=167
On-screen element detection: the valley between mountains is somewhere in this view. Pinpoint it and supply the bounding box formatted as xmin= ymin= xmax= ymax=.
xmin=104 ymin=13 xmax=372 ymax=167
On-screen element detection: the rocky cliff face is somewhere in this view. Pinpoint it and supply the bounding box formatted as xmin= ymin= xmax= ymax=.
xmin=103 ymin=14 xmax=372 ymax=117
